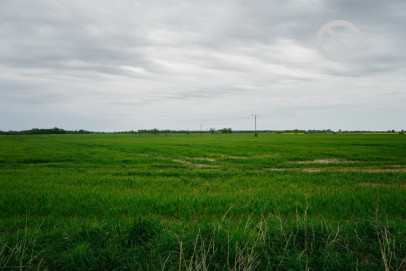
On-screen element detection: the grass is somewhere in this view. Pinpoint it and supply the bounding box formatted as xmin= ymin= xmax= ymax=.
xmin=0 ymin=133 xmax=405 ymax=270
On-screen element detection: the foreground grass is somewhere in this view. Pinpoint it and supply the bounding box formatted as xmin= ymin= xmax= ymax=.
xmin=0 ymin=133 xmax=405 ymax=270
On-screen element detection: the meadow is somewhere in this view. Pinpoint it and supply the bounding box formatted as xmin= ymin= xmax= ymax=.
xmin=0 ymin=133 xmax=405 ymax=270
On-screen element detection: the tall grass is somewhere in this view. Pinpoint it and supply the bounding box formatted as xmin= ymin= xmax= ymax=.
xmin=0 ymin=201 xmax=405 ymax=270
xmin=0 ymin=221 xmax=43 ymax=270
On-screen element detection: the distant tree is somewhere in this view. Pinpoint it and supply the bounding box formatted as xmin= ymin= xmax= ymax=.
xmin=219 ymin=128 xmax=232 ymax=134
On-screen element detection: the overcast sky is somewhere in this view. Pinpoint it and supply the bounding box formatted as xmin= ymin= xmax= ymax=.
xmin=0 ymin=0 xmax=405 ymax=131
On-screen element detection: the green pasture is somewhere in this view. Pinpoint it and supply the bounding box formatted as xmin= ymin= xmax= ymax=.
xmin=0 ymin=133 xmax=405 ymax=270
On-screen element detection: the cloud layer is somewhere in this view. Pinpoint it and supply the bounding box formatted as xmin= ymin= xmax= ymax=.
xmin=1 ymin=0 xmax=405 ymax=131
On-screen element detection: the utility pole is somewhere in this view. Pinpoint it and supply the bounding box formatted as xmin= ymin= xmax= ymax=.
xmin=200 ymin=124 xmax=203 ymax=135
xmin=252 ymin=114 xmax=260 ymax=137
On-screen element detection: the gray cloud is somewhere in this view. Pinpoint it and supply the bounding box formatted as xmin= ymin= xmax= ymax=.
xmin=0 ymin=0 xmax=405 ymax=131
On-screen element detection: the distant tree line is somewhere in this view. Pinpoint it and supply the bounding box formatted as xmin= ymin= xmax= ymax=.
xmin=0 ymin=127 xmax=404 ymax=135
xmin=0 ymin=127 xmax=93 ymax=135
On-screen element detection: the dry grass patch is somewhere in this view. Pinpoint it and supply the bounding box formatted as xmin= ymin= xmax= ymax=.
xmin=295 ymin=158 xmax=351 ymax=164
xmin=172 ymin=159 xmax=219 ymax=168
xmin=264 ymin=166 xmax=406 ymax=173
xmin=136 ymin=153 xmax=152 ymax=157
xmin=221 ymin=155 xmax=248 ymax=159
xmin=186 ymin=157 xmax=217 ymax=162
xmin=254 ymin=153 xmax=280 ymax=158
xmin=360 ymin=182 xmax=385 ymax=187
xmin=265 ymin=168 xmax=298 ymax=171
xmin=303 ymin=168 xmax=322 ymax=172
xmin=228 ymin=156 xmax=248 ymax=159
xmin=351 ymin=168 xmax=406 ymax=173
xmin=358 ymin=182 xmax=406 ymax=187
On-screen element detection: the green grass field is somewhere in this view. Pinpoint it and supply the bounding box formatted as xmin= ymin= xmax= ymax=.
xmin=0 ymin=133 xmax=405 ymax=270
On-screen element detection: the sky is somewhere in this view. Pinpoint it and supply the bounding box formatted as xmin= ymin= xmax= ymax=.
xmin=0 ymin=0 xmax=405 ymax=131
